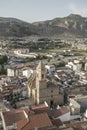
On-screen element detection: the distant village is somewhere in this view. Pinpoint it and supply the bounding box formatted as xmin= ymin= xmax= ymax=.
xmin=0 ymin=37 xmax=87 ymax=130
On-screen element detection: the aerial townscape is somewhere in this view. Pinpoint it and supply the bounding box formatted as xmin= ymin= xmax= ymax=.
xmin=1 ymin=1 xmax=87 ymax=130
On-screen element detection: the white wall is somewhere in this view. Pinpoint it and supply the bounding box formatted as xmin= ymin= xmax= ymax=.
xmin=59 ymin=112 xmax=70 ymax=122
xmin=54 ymin=112 xmax=80 ymax=122
xmin=23 ymin=69 xmax=33 ymax=78
xmin=66 ymin=62 xmax=82 ymax=72
xmin=45 ymin=65 xmax=55 ymax=74
xmin=70 ymin=115 xmax=81 ymax=120
xmin=21 ymin=90 xmax=27 ymax=97
xmin=7 ymin=69 xmax=14 ymax=77
xmin=73 ymin=64 xmax=82 ymax=71
xmin=14 ymin=49 xmax=29 ymax=55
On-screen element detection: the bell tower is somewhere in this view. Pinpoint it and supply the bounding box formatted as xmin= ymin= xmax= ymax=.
xmin=36 ymin=61 xmax=47 ymax=104
xmin=36 ymin=61 xmax=46 ymax=81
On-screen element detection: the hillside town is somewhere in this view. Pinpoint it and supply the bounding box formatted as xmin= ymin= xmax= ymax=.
xmin=0 ymin=0 xmax=87 ymax=129
xmin=0 ymin=37 xmax=87 ymax=130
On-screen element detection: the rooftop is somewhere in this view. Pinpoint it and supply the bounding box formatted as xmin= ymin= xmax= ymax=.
xmin=17 ymin=113 xmax=52 ymax=130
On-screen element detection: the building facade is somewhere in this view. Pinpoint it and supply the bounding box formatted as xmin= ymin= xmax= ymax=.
xmin=28 ymin=61 xmax=64 ymax=107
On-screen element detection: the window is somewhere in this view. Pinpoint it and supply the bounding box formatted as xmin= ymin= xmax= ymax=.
xmin=42 ymin=74 xmax=44 ymax=79
xmin=51 ymin=90 xmax=53 ymax=93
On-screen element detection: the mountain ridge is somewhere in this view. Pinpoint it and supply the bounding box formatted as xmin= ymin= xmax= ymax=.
xmin=0 ymin=14 xmax=87 ymax=37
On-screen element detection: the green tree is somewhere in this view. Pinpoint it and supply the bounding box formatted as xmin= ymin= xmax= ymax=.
xmin=0 ymin=55 xmax=7 ymax=75
xmin=0 ymin=55 xmax=8 ymax=64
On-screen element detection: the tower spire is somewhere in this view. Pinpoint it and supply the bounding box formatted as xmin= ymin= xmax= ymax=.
xmin=36 ymin=61 xmax=45 ymax=81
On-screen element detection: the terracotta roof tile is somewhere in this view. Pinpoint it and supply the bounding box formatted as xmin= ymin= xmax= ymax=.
xmin=2 ymin=108 xmax=34 ymax=126
xmin=3 ymin=110 xmax=25 ymax=126
xmin=31 ymin=103 xmax=48 ymax=110
xmin=17 ymin=113 xmax=52 ymax=130
xmin=66 ymin=121 xmax=87 ymax=130
xmin=52 ymin=118 xmax=63 ymax=127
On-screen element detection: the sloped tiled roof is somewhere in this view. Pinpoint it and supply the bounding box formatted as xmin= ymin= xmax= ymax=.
xmin=65 ymin=121 xmax=87 ymax=130
xmin=3 ymin=109 xmax=26 ymax=126
xmin=17 ymin=113 xmax=52 ymax=130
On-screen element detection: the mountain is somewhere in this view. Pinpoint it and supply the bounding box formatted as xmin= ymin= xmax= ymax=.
xmin=0 ymin=17 xmax=38 ymax=37
xmin=33 ymin=14 xmax=87 ymax=37
xmin=0 ymin=14 xmax=87 ymax=37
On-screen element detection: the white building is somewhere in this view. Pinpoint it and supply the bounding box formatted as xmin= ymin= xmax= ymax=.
xmin=59 ymin=110 xmax=70 ymax=122
xmin=69 ymin=99 xmax=80 ymax=115
xmin=14 ymin=48 xmax=29 ymax=55
xmin=54 ymin=106 xmax=70 ymax=122
xmin=14 ymin=48 xmax=38 ymax=58
xmin=45 ymin=65 xmax=55 ymax=74
xmin=23 ymin=68 xmax=35 ymax=78
xmin=7 ymin=66 xmax=24 ymax=77
xmin=66 ymin=60 xmax=82 ymax=72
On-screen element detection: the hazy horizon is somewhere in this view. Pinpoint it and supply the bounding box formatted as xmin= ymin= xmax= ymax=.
xmin=0 ymin=0 xmax=87 ymax=23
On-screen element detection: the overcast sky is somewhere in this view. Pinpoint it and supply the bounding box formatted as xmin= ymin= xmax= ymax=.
xmin=0 ymin=0 xmax=87 ymax=22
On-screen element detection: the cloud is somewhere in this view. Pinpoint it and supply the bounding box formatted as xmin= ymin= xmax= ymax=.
xmin=68 ymin=3 xmax=87 ymax=17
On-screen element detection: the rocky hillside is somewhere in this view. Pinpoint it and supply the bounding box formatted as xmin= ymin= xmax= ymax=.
xmin=0 ymin=17 xmax=38 ymax=37
xmin=33 ymin=14 xmax=87 ymax=37
xmin=0 ymin=14 xmax=87 ymax=37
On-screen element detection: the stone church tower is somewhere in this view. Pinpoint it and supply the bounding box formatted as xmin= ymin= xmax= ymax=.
xmin=28 ymin=61 xmax=64 ymax=107
xmin=36 ymin=61 xmax=47 ymax=104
